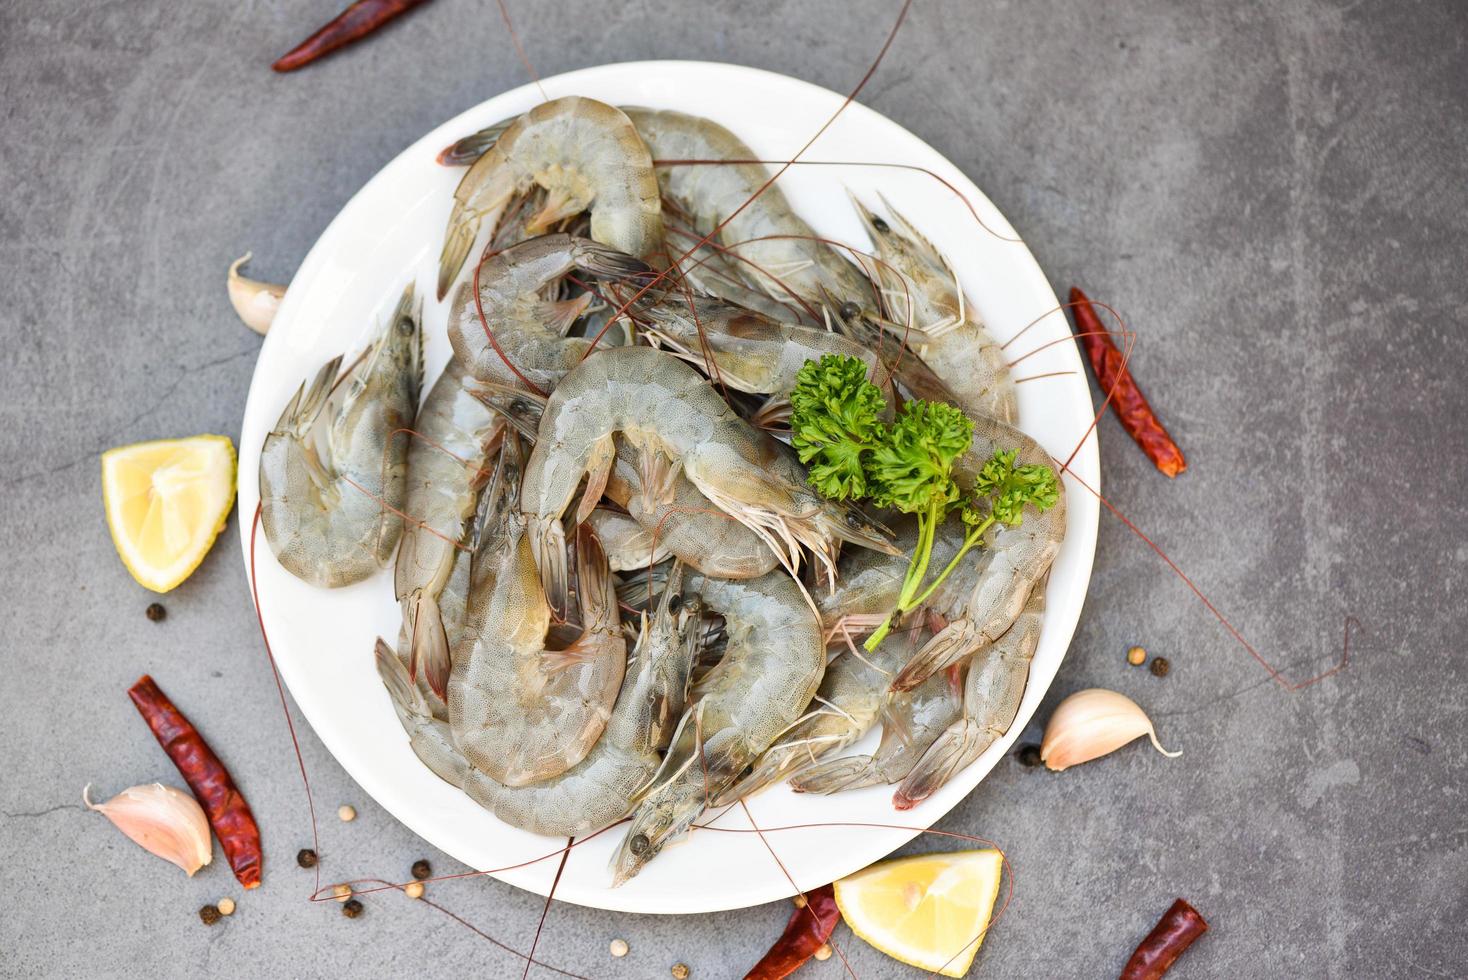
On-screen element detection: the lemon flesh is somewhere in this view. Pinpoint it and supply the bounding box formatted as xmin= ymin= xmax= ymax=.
xmin=102 ymin=435 xmax=237 ymax=593
xmin=834 ymin=849 xmax=1004 ymax=978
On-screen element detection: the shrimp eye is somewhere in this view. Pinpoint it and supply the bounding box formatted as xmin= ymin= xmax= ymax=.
xmin=396 ymin=318 xmax=414 ymax=336
xmin=845 ymin=512 xmax=864 ymax=528
xmin=630 ymin=833 xmax=650 ymax=855
xmin=511 ymin=399 xmax=531 ymax=415
xmin=667 ymin=594 xmax=683 ymax=613
xmin=871 ymin=216 xmax=889 ymax=233
xmin=839 ymin=301 xmax=861 ymax=320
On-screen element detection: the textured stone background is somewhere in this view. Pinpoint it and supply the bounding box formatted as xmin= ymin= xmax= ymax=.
xmin=2 ymin=1 xmax=1465 ymax=977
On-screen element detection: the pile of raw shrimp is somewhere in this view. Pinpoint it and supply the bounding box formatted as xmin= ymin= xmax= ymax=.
xmin=257 ymin=96 xmax=1064 ymax=886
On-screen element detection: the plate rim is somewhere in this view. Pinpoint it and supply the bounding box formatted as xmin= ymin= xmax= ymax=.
xmin=237 ymin=58 xmax=1100 ymax=914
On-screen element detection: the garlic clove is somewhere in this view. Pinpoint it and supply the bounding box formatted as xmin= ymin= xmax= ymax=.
xmin=1040 ymin=688 xmax=1180 ymax=772
xmin=84 ymin=782 xmax=213 ymax=876
xmin=227 ymin=253 xmax=286 ymax=335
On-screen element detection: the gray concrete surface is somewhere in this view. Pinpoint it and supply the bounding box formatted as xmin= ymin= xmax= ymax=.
xmin=3 ymin=0 xmax=1465 ymax=976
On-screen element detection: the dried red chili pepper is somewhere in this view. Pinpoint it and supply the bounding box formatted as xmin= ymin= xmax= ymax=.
xmin=272 ymin=0 xmax=433 ymax=73
xmin=1119 ymin=898 xmax=1208 ymax=980
xmin=128 ymin=675 xmax=263 ymax=889
xmin=1069 ymin=287 xmax=1187 ymax=478
xmin=744 ymin=884 xmax=841 ymax=979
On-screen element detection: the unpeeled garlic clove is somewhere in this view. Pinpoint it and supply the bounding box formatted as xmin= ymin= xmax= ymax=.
xmin=1040 ymin=688 xmax=1180 ymax=772
xmin=84 ymin=782 xmax=213 ymax=876
xmin=227 ymin=253 xmax=286 ymax=335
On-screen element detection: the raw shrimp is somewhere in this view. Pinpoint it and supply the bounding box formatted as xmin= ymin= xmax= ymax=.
xmin=437 ymin=97 xmax=663 ymax=299
xmin=446 ymin=233 xmax=653 ymax=389
xmin=448 ymin=436 xmax=626 ymax=787
xmin=790 ymin=662 xmax=965 ymax=795
xmin=610 ymin=568 xmax=825 ymax=885
xmin=374 ymin=564 xmax=703 ymax=837
xmin=394 ymin=359 xmax=504 ymax=697
xmin=894 ymin=583 xmax=1045 ymax=808
xmin=890 ymin=412 xmax=1065 ymax=691
xmin=471 ymin=383 xmax=781 ymax=581
xmin=849 ymin=195 xmax=1016 ymax=424
xmin=621 ymin=107 xmax=878 ymax=323
xmin=714 ymin=625 xmax=926 ymax=805
xmin=260 ymin=284 xmax=423 ymax=587
xmin=515 ymin=346 xmax=897 ymax=617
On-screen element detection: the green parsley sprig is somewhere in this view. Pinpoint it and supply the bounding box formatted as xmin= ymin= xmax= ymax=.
xmin=790 ymin=354 xmax=1060 ymax=650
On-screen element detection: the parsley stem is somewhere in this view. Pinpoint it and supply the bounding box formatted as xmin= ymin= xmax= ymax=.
xmin=906 ymin=517 xmax=992 ymax=611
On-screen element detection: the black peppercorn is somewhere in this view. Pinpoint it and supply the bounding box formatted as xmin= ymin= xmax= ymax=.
xmin=1016 ymin=744 xmax=1043 ymax=768
xmin=297 ymin=848 xmax=318 ymax=868
xmin=199 ymin=904 xmax=222 ymax=926
xmin=1149 ymin=657 xmax=1171 ymax=677
xmin=342 ymin=899 xmax=364 ymax=919
xmin=145 ymin=602 xmax=166 ymax=622
xmin=411 ymin=859 xmax=432 ymax=881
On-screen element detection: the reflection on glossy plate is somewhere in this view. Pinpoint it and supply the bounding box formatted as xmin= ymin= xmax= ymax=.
xmin=237 ymin=60 xmax=1099 ymax=914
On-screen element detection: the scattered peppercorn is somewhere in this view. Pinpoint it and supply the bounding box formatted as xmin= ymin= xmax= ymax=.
xmin=199 ymin=904 xmax=222 ymax=926
xmin=404 ymin=882 xmax=424 ymax=900
xmin=1127 ymin=645 xmax=1146 ymax=666
xmin=338 ymin=804 xmax=357 ymax=822
xmin=1017 ymin=743 xmax=1044 ymax=767
xmin=1150 ymin=657 xmax=1171 ymax=677
xmin=814 ymin=944 xmax=833 ymax=961
xmin=297 ymin=848 xmax=318 ymax=868
xmin=411 ymin=859 xmax=432 ymax=880
xmin=145 ymin=602 xmax=167 ymax=622
xmin=610 ymin=938 xmax=629 ymax=957
xmin=217 ymin=898 xmax=236 ymax=916
xmin=332 ymin=883 xmax=352 ymax=903
xmin=671 ymin=964 xmax=690 ymax=980
xmin=342 ymin=899 xmax=364 ymax=919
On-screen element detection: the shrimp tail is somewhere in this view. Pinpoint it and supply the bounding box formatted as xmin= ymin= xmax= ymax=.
xmin=573 ymin=523 xmax=618 ymax=630
xmin=529 ymin=515 xmax=569 ymax=621
xmin=374 ymin=638 xmax=471 ymax=787
xmin=375 ymin=637 xmax=433 ymax=725
xmin=788 ymin=755 xmax=884 ymax=795
xmin=568 ymin=238 xmax=656 ymax=284
xmin=274 ymin=354 xmax=343 ymax=435
xmin=890 ymin=620 xmax=980 ymax=692
xmin=437 ymin=202 xmax=478 ymax=300
xmin=891 ymin=721 xmax=985 ymax=810
xmin=403 ymin=589 xmax=451 ymax=699
xmin=437 ymin=119 xmax=512 ymax=167
xmin=543 ymin=527 xmax=620 ymax=671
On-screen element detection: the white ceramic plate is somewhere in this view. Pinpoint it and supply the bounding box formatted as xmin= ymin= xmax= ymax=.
xmin=238 ymin=61 xmax=1099 ymax=914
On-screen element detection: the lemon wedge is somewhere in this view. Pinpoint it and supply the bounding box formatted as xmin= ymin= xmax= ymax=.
xmin=102 ymin=435 xmax=237 ymax=593
xmin=834 ymin=849 xmax=1004 ymax=977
